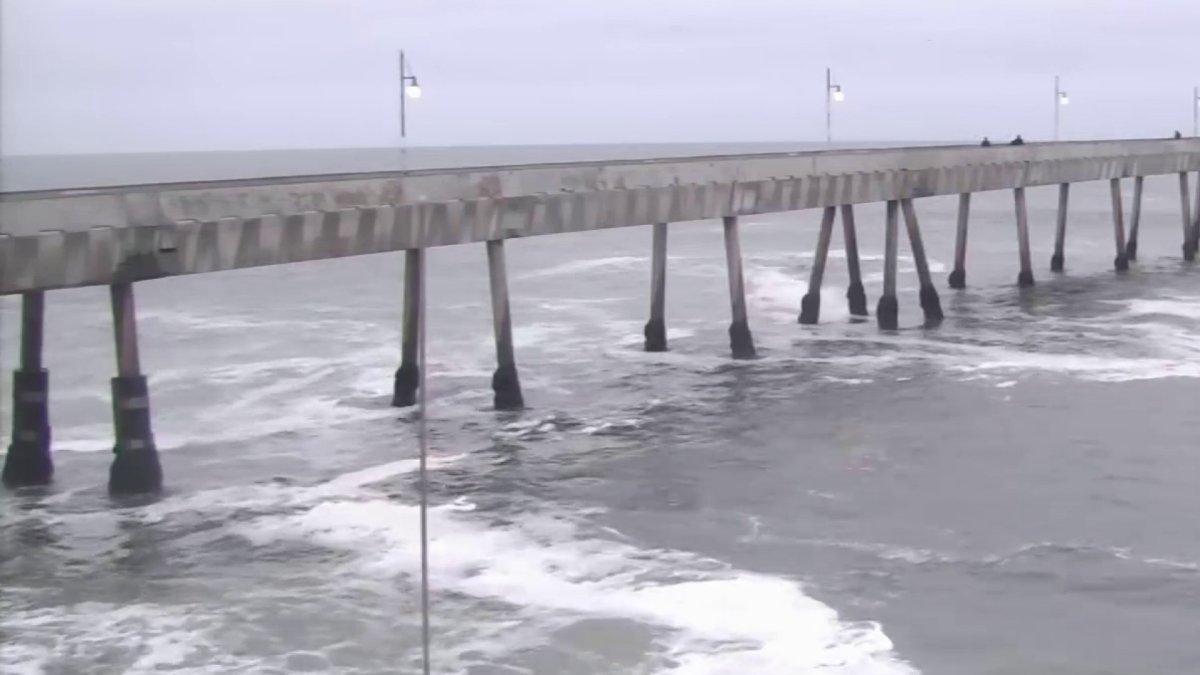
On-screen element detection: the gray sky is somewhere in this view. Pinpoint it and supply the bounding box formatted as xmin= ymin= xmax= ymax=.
xmin=2 ymin=0 xmax=1198 ymax=154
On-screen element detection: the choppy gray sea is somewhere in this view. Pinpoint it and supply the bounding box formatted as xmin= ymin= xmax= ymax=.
xmin=3 ymin=144 xmax=1200 ymax=674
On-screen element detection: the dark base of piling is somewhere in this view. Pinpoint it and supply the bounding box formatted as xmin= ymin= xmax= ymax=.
xmin=109 ymin=448 xmax=163 ymax=495
xmin=3 ymin=439 xmax=53 ymax=488
xmin=948 ymin=268 xmax=966 ymax=290
xmin=876 ymin=295 xmax=899 ymax=330
xmin=643 ymin=318 xmax=667 ymax=352
xmin=1125 ymin=241 xmax=1138 ymax=261
xmin=391 ymin=362 xmax=419 ymax=407
xmin=1114 ymin=253 xmax=1130 ymax=272
xmin=919 ymin=285 xmax=944 ymax=327
xmin=492 ymin=364 xmax=525 ymax=411
xmin=1017 ymin=270 xmax=1035 ymax=288
xmin=846 ymin=282 xmax=868 ymax=317
xmin=1186 ymin=242 xmax=1198 ymax=262
xmin=2 ymin=369 xmax=54 ymax=487
xmin=728 ymin=320 xmax=756 ymax=359
xmin=109 ymin=375 xmax=162 ymax=495
xmin=1050 ymin=253 xmax=1065 ymax=272
xmin=797 ymin=293 xmax=821 ymax=325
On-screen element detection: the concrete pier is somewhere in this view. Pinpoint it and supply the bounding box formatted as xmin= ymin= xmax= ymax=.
xmin=948 ymin=193 xmax=971 ymax=289
xmin=2 ymin=292 xmax=53 ymax=487
xmin=643 ymin=222 xmax=669 ymax=351
xmin=1014 ymin=188 xmax=1035 ymax=287
xmin=877 ymin=201 xmax=900 ymax=330
xmin=1180 ymin=172 xmax=1195 ymax=261
xmin=840 ymin=205 xmax=869 ymax=317
xmin=107 ymin=282 xmax=162 ymax=494
xmin=722 ymin=216 xmax=756 ymax=358
xmin=487 ymin=240 xmax=524 ymax=410
xmin=798 ymin=207 xmax=836 ymax=325
xmin=1051 ymin=183 xmax=1070 ymax=272
xmin=1109 ymin=179 xmax=1130 ymax=271
xmin=1126 ymin=176 xmax=1144 ymax=260
xmin=392 ymin=249 xmax=423 ymax=407
xmin=900 ymin=199 xmax=944 ymax=326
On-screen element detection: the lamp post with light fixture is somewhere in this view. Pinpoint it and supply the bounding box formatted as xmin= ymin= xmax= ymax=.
xmin=1054 ymin=75 xmax=1069 ymax=141
xmin=1193 ymin=85 xmax=1198 ymax=137
xmin=399 ymin=50 xmax=423 ymax=140
xmin=826 ymin=67 xmax=844 ymax=143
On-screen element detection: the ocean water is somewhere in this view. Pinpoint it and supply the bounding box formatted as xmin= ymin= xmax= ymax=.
xmin=3 ymin=146 xmax=1200 ymax=674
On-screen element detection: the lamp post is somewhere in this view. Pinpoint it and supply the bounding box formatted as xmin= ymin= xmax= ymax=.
xmin=825 ymin=67 xmax=844 ymax=143
xmin=399 ymin=50 xmax=422 ymax=140
xmin=1053 ymin=75 xmax=1069 ymax=141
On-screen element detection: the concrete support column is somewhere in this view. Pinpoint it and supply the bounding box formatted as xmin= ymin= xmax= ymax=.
xmin=487 ymin=240 xmax=524 ymax=410
xmin=1179 ymin=172 xmax=1194 ymax=261
xmin=840 ymin=205 xmax=869 ymax=317
xmin=1192 ymin=171 xmax=1200 ymax=254
xmin=1126 ymin=176 xmax=1144 ymax=261
xmin=1014 ymin=188 xmax=1035 ymax=287
xmin=2 ymin=292 xmax=53 ymax=487
xmin=108 ymin=282 xmax=162 ymax=494
xmin=722 ymin=216 xmax=756 ymax=359
xmin=798 ymin=207 xmax=836 ymax=325
xmin=392 ymin=249 xmax=423 ymax=407
xmin=948 ymin=193 xmax=970 ymax=289
xmin=1110 ymin=178 xmax=1130 ymax=272
xmin=643 ymin=223 xmax=669 ymax=351
xmin=900 ymin=199 xmax=944 ymax=326
xmin=876 ymin=200 xmax=900 ymax=330
xmin=1051 ymin=183 xmax=1070 ymax=272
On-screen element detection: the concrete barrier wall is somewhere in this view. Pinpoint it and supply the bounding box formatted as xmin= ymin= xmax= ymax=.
xmin=2 ymin=140 xmax=1199 ymax=294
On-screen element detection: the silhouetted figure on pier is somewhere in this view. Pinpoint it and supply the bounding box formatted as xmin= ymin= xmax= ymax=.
xmin=981 ymin=137 xmax=992 ymax=147
xmin=1174 ymin=130 xmax=1183 ymax=139
xmin=1010 ymin=135 xmax=1025 ymax=146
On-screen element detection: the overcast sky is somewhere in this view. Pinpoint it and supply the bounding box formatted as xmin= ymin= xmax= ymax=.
xmin=2 ymin=0 xmax=1198 ymax=154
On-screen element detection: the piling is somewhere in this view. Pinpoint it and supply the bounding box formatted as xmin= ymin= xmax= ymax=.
xmin=1126 ymin=176 xmax=1144 ymax=260
xmin=1180 ymin=172 xmax=1195 ymax=261
xmin=840 ymin=205 xmax=869 ymax=316
xmin=876 ymin=200 xmax=900 ymax=330
xmin=1109 ymin=178 xmax=1130 ymax=271
xmin=798 ymin=207 xmax=836 ymax=325
xmin=948 ymin=193 xmax=970 ymax=289
xmin=487 ymin=240 xmax=524 ymax=410
xmin=722 ymin=216 xmax=756 ymax=358
xmin=900 ymin=199 xmax=943 ymax=326
xmin=644 ymin=223 xmax=669 ymax=351
xmin=392 ymin=249 xmax=423 ymax=407
xmin=1051 ymin=183 xmax=1070 ymax=272
xmin=107 ymin=282 xmax=162 ymax=494
xmin=1193 ymin=171 xmax=1200 ymax=254
xmin=1014 ymin=188 xmax=1035 ymax=287
xmin=2 ymin=292 xmax=53 ymax=487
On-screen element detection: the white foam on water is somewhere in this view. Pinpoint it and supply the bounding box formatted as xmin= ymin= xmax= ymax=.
xmin=745 ymin=266 xmax=852 ymax=325
xmin=1117 ymin=296 xmax=1200 ymax=321
xmin=518 ymin=256 xmax=647 ymax=280
xmin=0 ymin=602 xmax=257 ymax=675
xmin=235 ymin=496 xmax=917 ymax=674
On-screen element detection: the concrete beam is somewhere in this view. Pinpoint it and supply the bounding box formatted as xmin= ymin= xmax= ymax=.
xmin=3 ymin=141 xmax=1199 ymax=295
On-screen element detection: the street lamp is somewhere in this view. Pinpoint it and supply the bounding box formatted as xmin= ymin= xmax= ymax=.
xmin=1054 ymin=75 xmax=1069 ymax=141
xmin=399 ymin=50 xmax=422 ymax=139
xmin=1193 ymin=85 xmax=1198 ymax=137
xmin=826 ymin=67 xmax=844 ymax=143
